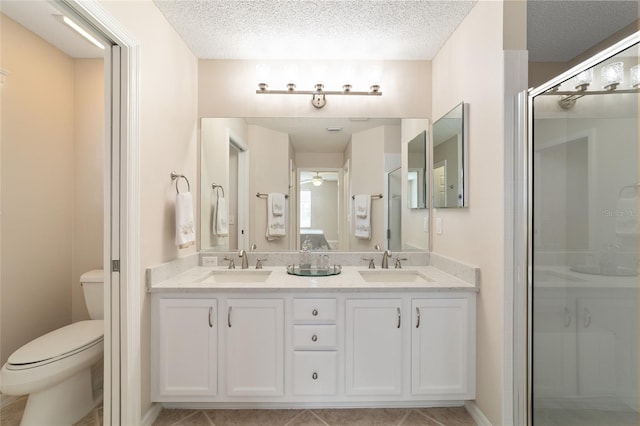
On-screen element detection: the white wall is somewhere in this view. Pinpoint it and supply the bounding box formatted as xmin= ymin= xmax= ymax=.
xmin=97 ymin=0 xmax=199 ymax=416
xmin=431 ymin=2 xmax=507 ymax=424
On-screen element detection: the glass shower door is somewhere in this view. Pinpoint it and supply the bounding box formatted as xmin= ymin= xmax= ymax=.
xmin=531 ymin=41 xmax=639 ymax=425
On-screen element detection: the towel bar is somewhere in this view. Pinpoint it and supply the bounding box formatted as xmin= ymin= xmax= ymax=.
xmin=170 ymin=171 xmax=190 ymax=194
xmin=257 ymin=192 xmax=289 ymax=199
xmin=352 ymin=194 xmax=383 ymax=200
xmin=212 ymin=183 xmax=225 ymax=198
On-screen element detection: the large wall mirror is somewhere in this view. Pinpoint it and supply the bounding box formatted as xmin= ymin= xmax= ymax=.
xmin=432 ymin=102 xmax=468 ymax=208
xmin=200 ymin=117 xmax=430 ymax=253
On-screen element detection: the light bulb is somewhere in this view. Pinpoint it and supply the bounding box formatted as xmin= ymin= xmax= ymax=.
xmin=601 ymin=62 xmax=623 ymax=90
xmin=630 ymin=64 xmax=640 ymax=88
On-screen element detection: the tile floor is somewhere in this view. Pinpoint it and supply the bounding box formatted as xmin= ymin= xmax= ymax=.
xmin=0 ymin=397 xmax=476 ymax=426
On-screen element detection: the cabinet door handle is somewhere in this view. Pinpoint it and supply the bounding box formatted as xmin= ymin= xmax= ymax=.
xmin=312 ymin=372 xmax=318 ymax=380
xmin=416 ymin=307 xmax=421 ymax=328
xmin=312 ymin=309 xmax=318 ymax=316
xmin=311 ymin=334 xmax=318 ymax=342
xmin=563 ymin=307 xmax=571 ymax=328
xmin=228 ymin=306 xmax=232 ymax=328
xmin=208 ymin=306 xmax=214 ymax=328
xmin=397 ymin=307 xmax=401 ymax=328
xmin=583 ymin=307 xmax=591 ymax=329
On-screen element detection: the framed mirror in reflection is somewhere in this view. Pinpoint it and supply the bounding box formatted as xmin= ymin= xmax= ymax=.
xmin=432 ymin=102 xmax=468 ymax=208
xmin=200 ymin=117 xmax=430 ymax=253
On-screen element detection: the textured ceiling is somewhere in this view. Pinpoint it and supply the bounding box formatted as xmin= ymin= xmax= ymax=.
xmin=152 ymin=0 xmax=477 ymax=60
xmin=527 ymin=0 xmax=639 ymax=62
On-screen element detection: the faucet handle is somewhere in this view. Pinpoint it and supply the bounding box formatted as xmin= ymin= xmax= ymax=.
xmin=223 ymin=257 xmax=236 ymax=269
xmin=361 ymin=257 xmax=375 ymax=269
xmin=394 ymin=257 xmax=408 ymax=269
xmin=255 ymin=258 xmax=267 ymax=269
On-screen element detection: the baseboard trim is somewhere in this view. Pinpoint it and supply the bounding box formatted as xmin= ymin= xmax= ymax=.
xmin=141 ymin=402 xmax=163 ymax=426
xmin=465 ymin=401 xmax=492 ymax=426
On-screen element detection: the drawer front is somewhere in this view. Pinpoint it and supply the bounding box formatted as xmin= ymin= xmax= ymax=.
xmin=292 ymin=325 xmax=337 ymax=349
xmin=292 ymin=298 xmax=337 ymax=322
xmin=293 ymin=351 xmax=337 ymax=395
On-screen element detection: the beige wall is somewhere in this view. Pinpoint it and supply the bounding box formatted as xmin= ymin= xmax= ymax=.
xmin=431 ymin=2 xmax=506 ymax=424
xmin=349 ymin=126 xmax=386 ymax=249
xmin=97 ymin=0 xmax=199 ymax=415
xmin=248 ymin=125 xmax=292 ymax=250
xmin=0 ymin=16 xmax=104 ymax=364
xmin=199 ymin=60 xmax=431 ymax=119
xmin=72 ymin=59 xmax=105 ymax=322
xmin=1 ymin=14 xmax=74 ymax=365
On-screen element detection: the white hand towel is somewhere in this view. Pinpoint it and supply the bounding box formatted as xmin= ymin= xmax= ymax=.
xmin=215 ymin=196 xmax=229 ymax=237
xmin=354 ymin=194 xmax=371 ymax=240
xmin=266 ymin=193 xmax=286 ymax=240
xmin=175 ymin=192 xmax=195 ymax=249
xmin=271 ymin=193 xmax=285 ymax=216
xmin=354 ymin=194 xmax=369 ymax=218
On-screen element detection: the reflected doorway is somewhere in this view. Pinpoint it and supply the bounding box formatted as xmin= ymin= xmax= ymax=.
xmin=297 ymin=168 xmax=342 ymax=250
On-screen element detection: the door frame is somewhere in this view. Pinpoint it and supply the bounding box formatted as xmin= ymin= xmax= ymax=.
xmin=60 ymin=1 xmax=141 ymax=424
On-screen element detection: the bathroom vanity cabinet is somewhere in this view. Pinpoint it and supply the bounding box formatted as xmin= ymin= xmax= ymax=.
xmin=151 ymin=289 xmax=476 ymax=407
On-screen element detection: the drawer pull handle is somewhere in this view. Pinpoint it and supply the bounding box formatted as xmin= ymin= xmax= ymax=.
xmin=209 ymin=306 xmax=214 ymax=328
xmin=311 ymin=334 xmax=318 ymax=342
xmin=397 ymin=307 xmax=401 ymax=328
xmin=228 ymin=306 xmax=232 ymax=327
xmin=312 ymin=372 xmax=318 ymax=380
xmin=415 ymin=307 xmax=420 ymax=328
xmin=312 ymin=309 xmax=318 ymax=316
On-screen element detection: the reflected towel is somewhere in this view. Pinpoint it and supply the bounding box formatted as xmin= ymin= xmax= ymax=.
xmin=175 ymin=192 xmax=195 ymax=249
xmin=354 ymin=194 xmax=371 ymax=240
xmin=266 ymin=193 xmax=286 ymax=240
xmin=354 ymin=194 xmax=369 ymax=218
xmin=215 ymin=196 xmax=229 ymax=237
xmin=271 ymin=193 xmax=285 ymax=216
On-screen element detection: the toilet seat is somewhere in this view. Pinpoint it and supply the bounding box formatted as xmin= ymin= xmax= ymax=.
xmin=6 ymin=320 xmax=103 ymax=370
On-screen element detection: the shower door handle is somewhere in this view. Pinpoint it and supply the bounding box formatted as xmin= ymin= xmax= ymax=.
xmin=583 ymin=307 xmax=591 ymax=329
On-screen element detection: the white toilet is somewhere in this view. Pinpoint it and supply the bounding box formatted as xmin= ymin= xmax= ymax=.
xmin=0 ymin=270 xmax=104 ymax=426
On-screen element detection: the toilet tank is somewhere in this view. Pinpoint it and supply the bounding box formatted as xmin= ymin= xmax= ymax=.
xmin=81 ymin=269 xmax=104 ymax=320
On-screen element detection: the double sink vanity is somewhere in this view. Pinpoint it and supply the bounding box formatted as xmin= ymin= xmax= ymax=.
xmin=148 ymin=252 xmax=478 ymax=408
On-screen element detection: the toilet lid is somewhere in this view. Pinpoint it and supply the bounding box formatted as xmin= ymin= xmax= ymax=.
xmin=8 ymin=320 xmax=103 ymax=366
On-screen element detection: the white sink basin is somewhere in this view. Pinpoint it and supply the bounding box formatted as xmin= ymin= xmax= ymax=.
xmin=358 ymin=270 xmax=433 ymax=283
xmin=200 ymin=270 xmax=271 ymax=283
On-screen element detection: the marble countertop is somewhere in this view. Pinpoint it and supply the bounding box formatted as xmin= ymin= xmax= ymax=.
xmin=149 ymin=265 xmax=478 ymax=293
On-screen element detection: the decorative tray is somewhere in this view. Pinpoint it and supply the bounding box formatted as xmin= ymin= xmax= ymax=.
xmin=286 ymin=265 xmax=342 ymax=277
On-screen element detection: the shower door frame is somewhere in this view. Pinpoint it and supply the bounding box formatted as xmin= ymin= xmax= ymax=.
xmin=525 ymin=31 xmax=640 ymax=426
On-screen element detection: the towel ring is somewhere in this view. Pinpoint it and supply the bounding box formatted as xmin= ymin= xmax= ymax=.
xmin=171 ymin=171 xmax=190 ymax=194
xmin=212 ymin=183 xmax=225 ymax=198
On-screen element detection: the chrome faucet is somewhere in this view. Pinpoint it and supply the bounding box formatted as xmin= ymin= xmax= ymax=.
xmin=362 ymin=257 xmax=375 ymax=269
xmin=224 ymin=257 xmax=236 ymax=269
xmin=238 ymin=250 xmax=248 ymax=269
xmin=381 ymin=250 xmax=392 ymax=269
xmin=394 ymin=257 xmax=408 ymax=269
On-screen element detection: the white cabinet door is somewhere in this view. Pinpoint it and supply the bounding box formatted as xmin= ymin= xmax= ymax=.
xmin=345 ymin=299 xmax=403 ymax=395
xmin=225 ymin=298 xmax=284 ymax=396
xmin=411 ymin=297 xmax=474 ymax=398
xmin=156 ymin=298 xmax=217 ymax=399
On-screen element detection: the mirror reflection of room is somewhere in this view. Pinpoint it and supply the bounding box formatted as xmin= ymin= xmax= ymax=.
xmin=298 ymin=169 xmax=340 ymax=250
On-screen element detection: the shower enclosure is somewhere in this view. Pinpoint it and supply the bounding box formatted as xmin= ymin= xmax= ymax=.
xmin=529 ymin=36 xmax=639 ymax=425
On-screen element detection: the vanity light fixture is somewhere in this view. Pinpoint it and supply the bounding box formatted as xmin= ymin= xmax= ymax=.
xmin=574 ymin=69 xmax=593 ymax=91
xmin=60 ymin=15 xmax=105 ymax=50
xmin=256 ymin=81 xmax=382 ymax=109
xmin=630 ymin=64 xmax=640 ymax=88
xmin=601 ymin=61 xmax=623 ymax=90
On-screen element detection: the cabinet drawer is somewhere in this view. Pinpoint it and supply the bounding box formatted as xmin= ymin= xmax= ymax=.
xmin=292 ymin=298 xmax=337 ymax=322
xmin=292 ymin=325 xmax=337 ymax=349
xmin=293 ymin=351 xmax=337 ymax=395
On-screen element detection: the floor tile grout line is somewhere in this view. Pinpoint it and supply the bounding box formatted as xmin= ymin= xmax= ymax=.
xmin=282 ymin=409 xmax=307 ymax=426
xmin=308 ymin=409 xmax=331 ymax=426
xmin=170 ymin=410 xmax=200 ymax=426
xmin=396 ymin=409 xmax=413 ymax=425
xmin=416 ymin=410 xmax=447 ymax=426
